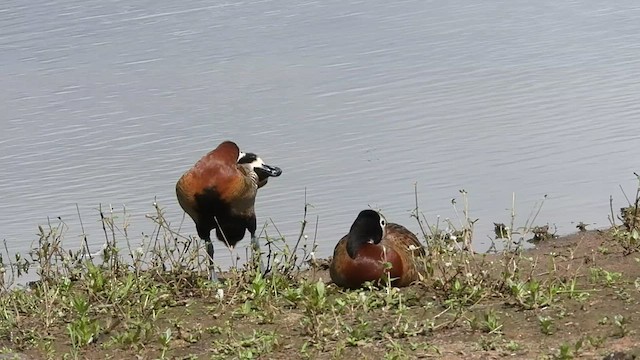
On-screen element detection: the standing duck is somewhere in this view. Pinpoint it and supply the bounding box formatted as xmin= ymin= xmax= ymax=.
xmin=176 ymin=140 xmax=282 ymax=281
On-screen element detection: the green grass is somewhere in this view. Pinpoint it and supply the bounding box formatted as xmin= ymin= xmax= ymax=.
xmin=0 ymin=185 xmax=639 ymax=359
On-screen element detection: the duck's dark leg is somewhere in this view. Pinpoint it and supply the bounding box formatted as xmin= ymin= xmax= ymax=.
xmin=251 ymin=233 xmax=264 ymax=274
xmin=204 ymin=238 xmax=217 ymax=282
xmin=248 ymin=216 xmax=264 ymax=274
xmin=196 ymin=222 xmax=217 ymax=282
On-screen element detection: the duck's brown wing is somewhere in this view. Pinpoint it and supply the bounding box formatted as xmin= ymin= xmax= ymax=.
xmin=385 ymin=223 xmax=426 ymax=256
xmin=329 ymin=235 xmax=351 ymax=288
xmin=382 ymin=223 xmax=426 ymax=286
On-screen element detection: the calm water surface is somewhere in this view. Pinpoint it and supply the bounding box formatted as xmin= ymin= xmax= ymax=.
xmin=2 ymin=0 xmax=640 ymax=268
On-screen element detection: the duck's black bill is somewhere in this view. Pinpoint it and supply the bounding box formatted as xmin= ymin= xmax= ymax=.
xmin=256 ymin=164 xmax=282 ymax=178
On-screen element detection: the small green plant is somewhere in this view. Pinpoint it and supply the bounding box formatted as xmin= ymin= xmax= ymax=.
xmin=556 ymin=343 xmax=574 ymax=360
xmin=444 ymin=277 xmax=484 ymax=308
xmin=589 ymin=267 xmax=622 ymax=287
xmin=477 ymin=335 xmax=502 ymax=351
xmin=609 ymin=175 xmax=640 ymax=254
xmin=299 ymin=280 xmax=328 ymax=339
xmin=613 ymin=314 xmax=629 ymax=337
xmin=471 ymin=310 xmax=502 ymax=334
xmin=344 ymin=317 xmax=371 ymax=346
xmin=158 ymin=328 xmax=172 ymax=359
xmin=599 ymin=316 xmax=609 ymax=325
xmin=555 ymin=338 xmax=585 ymax=360
xmin=538 ymin=316 xmax=554 ymax=335
xmin=383 ymin=338 xmax=409 ymax=360
xmin=585 ymin=335 xmax=606 ymax=348
xmin=67 ymin=295 xmax=101 ymax=348
xmin=507 ymin=278 xmax=558 ymax=309
xmin=210 ymin=330 xmax=280 ymax=360
xmin=559 ymin=277 xmax=589 ymax=302
xmin=505 ymin=340 xmax=522 ymax=352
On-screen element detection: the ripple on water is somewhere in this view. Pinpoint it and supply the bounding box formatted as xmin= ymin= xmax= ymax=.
xmin=2 ymin=0 xmax=640 ymax=267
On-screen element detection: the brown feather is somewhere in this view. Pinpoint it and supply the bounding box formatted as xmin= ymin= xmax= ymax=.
xmin=176 ymin=141 xmax=257 ymax=219
xmin=175 ymin=141 xmax=262 ymax=247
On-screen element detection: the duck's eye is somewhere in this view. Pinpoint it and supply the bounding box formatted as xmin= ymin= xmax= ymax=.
xmin=380 ymin=219 xmax=386 ymax=227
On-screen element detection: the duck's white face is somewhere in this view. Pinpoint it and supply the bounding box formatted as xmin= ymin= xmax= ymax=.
xmin=238 ymin=152 xmax=270 ymax=172
xmin=237 ymin=151 xmax=283 ymax=186
xmin=378 ymin=212 xmax=387 ymax=238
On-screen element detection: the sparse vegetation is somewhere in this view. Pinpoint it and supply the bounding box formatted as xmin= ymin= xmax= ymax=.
xmin=0 ymin=184 xmax=639 ymax=359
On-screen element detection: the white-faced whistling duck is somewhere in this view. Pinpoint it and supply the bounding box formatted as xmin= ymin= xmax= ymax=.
xmin=329 ymin=209 xmax=425 ymax=289
xmin=176 ymin=140 xmax=282 ymax=281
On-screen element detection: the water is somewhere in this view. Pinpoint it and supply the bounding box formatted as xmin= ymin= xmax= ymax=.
xmin=2 ymin=0 xmax=640 ymax=268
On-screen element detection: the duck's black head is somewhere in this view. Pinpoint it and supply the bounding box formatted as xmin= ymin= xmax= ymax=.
xmin=346 ymin=209 xmax=387 ymax=259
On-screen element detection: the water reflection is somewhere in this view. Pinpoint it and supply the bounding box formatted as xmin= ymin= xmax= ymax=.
xmin=2 ymin=0 xmax=640 ymax=268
